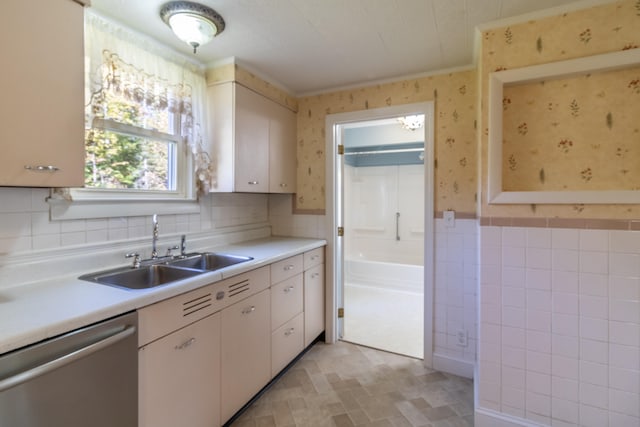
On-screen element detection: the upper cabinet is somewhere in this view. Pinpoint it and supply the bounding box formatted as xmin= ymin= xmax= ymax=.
xmin=0 ymin=0 xmax=85 ymax=187
xmin=207 ymin=82 xmax=296 ymax=193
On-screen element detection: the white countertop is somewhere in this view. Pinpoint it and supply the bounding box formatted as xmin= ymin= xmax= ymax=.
xmin=0 ymin=236 xmax=325 ymax=355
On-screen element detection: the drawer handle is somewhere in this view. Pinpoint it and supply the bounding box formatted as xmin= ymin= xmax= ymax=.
xmin=279 ymin=183 xmax=287 ymax=188
xmin=248 ymin=181 xmax=259 ymax=185
xmin=311 ymin=255 xmax=319 ymax=260
xmin=311 ymin=273 xmax=319 ymax=279
xmin=283 ymin=286 xmax=294 ymax=293
xmin=284 ymin=328 xmax=295 ymax=336
xmin=175 ymin=337 xmax=196 ymax=350
xmin=241 ymin=306 xmax=256 ymax=315
xmin=284 ymin=265 xmax=295 ymax=271
xmin=24 ymin=165 xmax=60 ymax=172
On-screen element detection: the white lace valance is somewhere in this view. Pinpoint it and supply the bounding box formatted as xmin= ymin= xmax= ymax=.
xmin=85 ymin=10 xmax=213 ymax=193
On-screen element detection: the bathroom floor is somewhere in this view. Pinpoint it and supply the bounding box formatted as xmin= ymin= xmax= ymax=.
xmin=229 ymin=341 xmax=474 ymax=427
xmin=342 ymin=284 xmax=424 ymax=359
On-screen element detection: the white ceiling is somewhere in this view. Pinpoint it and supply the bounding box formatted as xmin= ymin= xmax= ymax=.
xmin=90 ymin=0 xmax=584 ymax=95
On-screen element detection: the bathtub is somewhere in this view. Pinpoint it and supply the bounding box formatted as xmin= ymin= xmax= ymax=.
xmin=344 ymin=258 xmax=424 ymax=294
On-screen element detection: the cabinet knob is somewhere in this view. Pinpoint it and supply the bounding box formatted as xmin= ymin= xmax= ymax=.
xmin=24 ymin=165 xmax=60 ymax=172
xmin=284 ymin=328 xmax=295 ymax=336
xmin=284 ymin=286 xmax=294 ymax=293
xmin=279 ymin=183 xmax=287 ymax=188
xmin=241 ymin=306 xmax=256 ymax=315
xmin=284 ymin=265 xmax=295 ymax=271
xmin=248 ymin=181 xmax=259 ymax=185
xmin=311 ymin=273 xmax=319 ymax=279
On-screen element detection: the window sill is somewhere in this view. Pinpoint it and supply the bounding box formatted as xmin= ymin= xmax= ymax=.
xmin=49 ymin=191 xmax=200 ymax=220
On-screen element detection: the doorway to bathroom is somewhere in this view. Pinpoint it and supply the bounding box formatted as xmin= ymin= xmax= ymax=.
xmin=325 ymin=102 xmax=434 ymax=365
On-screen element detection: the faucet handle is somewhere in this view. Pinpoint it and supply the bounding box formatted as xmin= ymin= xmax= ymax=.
xmin=166 ymin=245 xmax=180 ymax=257
xmin=180 ymin=234 xmax=187 ymax=256
xmin=125 ymin=252 xmax=141 ymax=268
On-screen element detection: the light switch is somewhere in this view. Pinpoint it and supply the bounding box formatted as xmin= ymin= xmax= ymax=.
xmin=443 ymin=210 xmax=455 ymax=228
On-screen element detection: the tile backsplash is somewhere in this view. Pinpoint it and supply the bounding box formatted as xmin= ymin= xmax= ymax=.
xmin=0 ymin=187 xmax=270 ymax=255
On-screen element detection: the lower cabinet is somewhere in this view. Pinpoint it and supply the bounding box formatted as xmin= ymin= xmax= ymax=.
xmin=139 ymin=312 xmax=221 ymax=427
xmin=137 ymin=245 xmax=326 ymax=426
xmin=220 ymin=288 xmax=271 ymax=424
xmin=303 ymin=247 xmax=325 ymax=347
xmin=304 ymin=263 xmax=325 ymax=347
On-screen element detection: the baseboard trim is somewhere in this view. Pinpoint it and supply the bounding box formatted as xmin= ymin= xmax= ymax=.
xmin=432 ymin=353 xmax=474 ymax=379
xmin=475 ymin=407 xmax=547 ymax=427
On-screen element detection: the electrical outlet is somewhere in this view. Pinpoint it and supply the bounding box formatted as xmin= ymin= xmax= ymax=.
xmin=444 ymin=210 xmax=455 ymax=228
xmin=456 ymin=329 xmax=468 ymax=347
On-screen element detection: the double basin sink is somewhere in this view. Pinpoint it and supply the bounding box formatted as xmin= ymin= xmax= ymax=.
xmin=79 ymin=253 xmax=253 ymax=290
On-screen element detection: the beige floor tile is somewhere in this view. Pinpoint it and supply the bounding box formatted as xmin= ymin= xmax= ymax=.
xmin=228 ymin=341 xmax=473 ymax=427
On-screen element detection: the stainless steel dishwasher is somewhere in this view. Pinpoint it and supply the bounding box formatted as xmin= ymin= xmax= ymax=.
xmin=0 ymin=311 xmax=138 ymax=427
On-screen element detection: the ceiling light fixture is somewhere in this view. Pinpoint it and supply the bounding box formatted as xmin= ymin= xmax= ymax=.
xmin=160 ymin=1 xmax=225 ymax=54
xmin=397 ymin=115 xmax=425 ymax=131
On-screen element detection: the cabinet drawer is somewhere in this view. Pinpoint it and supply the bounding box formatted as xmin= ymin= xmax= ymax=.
xmin=271 ymin=313 xmax=304 ymax=377
xmin=270 ymin=254 xmax=303 ymax=284
xmin=138 ymin=266 xmax=269 ymax=346
xmin=138 ymin=282 xmax=224 ymax=347
xmin=219 ymin=266 xmax=270 ymax=307
xmin=270 ymin=274 xmax=303 ymax=330
xmin=303 ymin=247 xmax=324 ymax=270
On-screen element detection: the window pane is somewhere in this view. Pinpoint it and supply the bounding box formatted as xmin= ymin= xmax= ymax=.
xmin=85 ymin=129 xmax=175 ymax=191
xmin=102 ymin=91 xmax=172 ymax=135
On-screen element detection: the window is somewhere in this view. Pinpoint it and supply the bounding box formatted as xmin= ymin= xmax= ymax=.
xmin=50 ymin=11 xmax=213 ymax=220
xmin=84 ymin=50 xmax=191 ymax=195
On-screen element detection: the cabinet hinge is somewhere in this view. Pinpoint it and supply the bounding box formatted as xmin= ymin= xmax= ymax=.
xmin=337 ymin=226 xmax=344 ymax=237
xmin=338 ymin=144 xmax=344 ymax=155
xmin=338 ymin=308 xmax=344 ymax=318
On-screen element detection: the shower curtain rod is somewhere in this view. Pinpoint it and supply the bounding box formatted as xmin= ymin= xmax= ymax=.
xmin=344 ymin=147 xmax=424 ymax=156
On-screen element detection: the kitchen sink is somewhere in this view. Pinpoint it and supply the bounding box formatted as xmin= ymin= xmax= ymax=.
xmin=80 ymin=264 xmax=204 ymax=290
xmin=79 ymin=252 xmax=253 ymax=290
xmin=168 ymin=252 xmax=253 ymax=270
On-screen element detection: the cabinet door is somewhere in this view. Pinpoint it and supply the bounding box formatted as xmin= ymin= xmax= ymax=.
xmin=139 ymin=312 xmax=221 ymax=427
xmin=304 ymin=264 xmax=325 ymax=347
xmin=0 ymin=0 xmax=84 ymax=187
xmin=269 ymin=103 xmax=297 ymax=193
xmin=220 ymin=288 xmax=271 ymax=423
xmin=234 ymin=85 xmax=269 ymax=192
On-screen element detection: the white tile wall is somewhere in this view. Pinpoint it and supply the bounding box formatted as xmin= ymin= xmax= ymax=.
xmin=478 ymin=225 xmax=640 ymax=427
xmin=268 ymin=194 xmax=325 ymax=238
xmin=434 ymin=218 xmax=478 ymax=365
xmin=0 ymin=188 xmax=270 ymax=256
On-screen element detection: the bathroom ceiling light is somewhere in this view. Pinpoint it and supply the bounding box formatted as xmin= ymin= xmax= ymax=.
xmin=160 ymin=1 xmax=225 ymax=54
xmin=397 ymin=115 xmax=424 ymax=131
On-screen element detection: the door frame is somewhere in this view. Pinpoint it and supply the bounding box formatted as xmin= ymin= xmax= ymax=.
xmin=324 ymin=102 xmax=435 ymax=367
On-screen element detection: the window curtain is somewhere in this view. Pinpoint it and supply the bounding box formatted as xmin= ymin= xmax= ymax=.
xmin=84 ymin=10 xmax=213 ymax=193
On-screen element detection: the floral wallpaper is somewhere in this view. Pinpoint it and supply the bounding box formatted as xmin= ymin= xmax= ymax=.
xmin=206 ymin=62 xmax=298 ymax=113
xmin=296 ymin=70 xmax=477 ymax=214
xmin=502 ymin=65 xmax=640 ymax=191
xmin=480 ymin=0 xmax=640 ymax=219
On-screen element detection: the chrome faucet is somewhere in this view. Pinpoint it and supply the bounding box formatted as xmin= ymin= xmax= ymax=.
xmin=180 ymin=234 xmax=187 ymax=257
xmin=151 ymin=214 xmax=159 ymax=259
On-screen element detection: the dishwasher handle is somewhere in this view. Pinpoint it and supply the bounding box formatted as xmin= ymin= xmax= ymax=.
xmin=0 ymin=325 xmax=136 ymax=393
